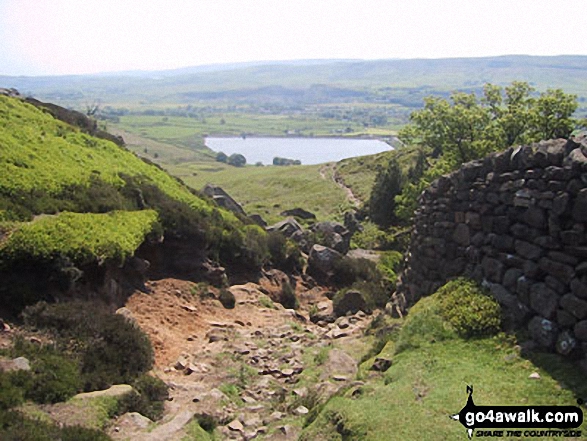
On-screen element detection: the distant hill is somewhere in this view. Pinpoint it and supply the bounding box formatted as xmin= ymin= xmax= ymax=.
xmin=2 ymin=55 xmax=587 ymax=109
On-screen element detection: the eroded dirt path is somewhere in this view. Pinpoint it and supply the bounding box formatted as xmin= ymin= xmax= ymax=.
xmin=319 ymin=164 xmax=361 ymax=208
xmin=111 ymin=278 xmax=375 ymax=441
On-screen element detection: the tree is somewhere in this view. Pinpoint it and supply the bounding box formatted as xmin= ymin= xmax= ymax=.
xmin=369 ymin=159 xmax=404 ymax=228
xmin=215 ymin=151 xmax=228 ymax=163
xmin=390 ymin=81 xmax=580 ymax=223
xmin=399 ymin=81 xmax=579 ymax=168
xmin=228 ymin=153 xmax=246 ymax=167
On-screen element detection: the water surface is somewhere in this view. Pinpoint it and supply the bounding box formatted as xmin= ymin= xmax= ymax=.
xmin=205 ymin=137 xmax=392 ymax=165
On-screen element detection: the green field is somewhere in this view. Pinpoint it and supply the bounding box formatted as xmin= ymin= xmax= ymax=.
xmin=168 ymin=161 xmax=353 ymax=224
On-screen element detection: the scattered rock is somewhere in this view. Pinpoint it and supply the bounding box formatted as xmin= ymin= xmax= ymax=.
xmin=280 ymin=208 xmax=316 ymax=220
xmin=203 ymin=184 xmax=247 ymax=216
xmin=117 ymin=412 xmax=153 ymax=429
xmin=294 ymin=405 xmax=309 ymax=416
xmin=371 ymin=357 xmax=392 ymax=372
xmin=227 ymin=419 xmax=244 ymax=432
xmin=333 ymin=290 xmax=367 ymax=317
xmin=0 ymin=356 xmax=31 ymax=372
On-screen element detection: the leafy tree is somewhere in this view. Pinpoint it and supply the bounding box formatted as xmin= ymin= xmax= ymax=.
xmin=399 ymin=81 xmax=579 ymax=168
xmin=369 ymin=159 xmax=404 ymax=228
xmin=215 ymin=151 xmax=228 ymax=163
xmin=390 ymin=82 xmax=580 ymax=222
xmin=228 ymin=153 xmax=246 ymax=167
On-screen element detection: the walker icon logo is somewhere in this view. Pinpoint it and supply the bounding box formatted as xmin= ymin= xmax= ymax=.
xmin=450 ymin=386 xmax=584 ymax=439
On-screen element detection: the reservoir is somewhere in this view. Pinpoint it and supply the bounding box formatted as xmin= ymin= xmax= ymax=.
xmin=205 ymin=137 xmax=393 ymax=165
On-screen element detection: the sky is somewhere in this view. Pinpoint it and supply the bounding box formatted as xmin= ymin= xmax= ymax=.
xmin=1 ymin=0 xmax=587 ymax=76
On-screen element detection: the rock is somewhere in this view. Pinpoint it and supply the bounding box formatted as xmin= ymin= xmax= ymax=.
xmin=332 ymin=375 xmax=348 ymax=381
xmin=528 ymin=316 xmax=558 ymax=349
xmin=514 ymin=240 xmax=543 ymax=260
xmin=200 ymin=259 xmax=227 ymax=287
xmin=186 ymin=362 xmax=210 ymax=375
xmin=206 ymin=329 xmax=227 ymax=343
xmin=294 ymin=406 xmax=309 ymax=416
xmin=263 ymin=411 xmax=284 ymax=425
xmin=174 ymin=355 xmax=190 ymax=371
xmin=560 ymin=294 xmax=587 ymax=319
xmin=117 ymin=412 xmax=153 ymax=429
xmin=115 ymin=307 xmax=137 ymax=325
xmin=249 ymin=214 xmax=267 ymax=227
xmin=280 ymin=208 xmax=316 ymax=220
xmin=324 ymin=349 xmax=358 ymax=379
xmin=0 ymin=356 xmax=31 ymax=372
xmin=556 ymin=330 xmax=577 ymax=356
xmin=227 ymin=419 xmax=244 ymax=432
xmin=371 ymin=357 xmax=392 ymax=372
xmin=453 ymin=223 xmax=470 ymax=246
xmin=333 ymin=290 xmax=367 ymax=317
xmin=0 ymin=319 xmax=10 ymax=332
xmin=74 ymin=384 xmax=134 ymax=400
xmin=181 ymin=304 xmax=197 ymax=312
xmin=481 ymin=256 xmax=504 ymax=283
xmin=310 ymin=221 xmax=352 ymax=254
xmin=575 ymin=320 xmax=587 ymax=341
xmin=266 ymin=217 xmax=303 ymax=238
xmin=293 ymin=387 xmax=308 ymax=398
xmin=244 ymin=416 xmax=262 ymax=427
xmin=529 ymin=372 xmax=541 ymax=380
xmin=529 ymin=283 xmax=559 ymax=319
xmin=538 ymin=257 xmax=575 ymax=284
xmin=307 ymin=245 xmax=344 ymax=281
xmin=572 ymin=188 xmax=587 ymax=222
xmin=280 ymin=368 xmax=295 ymax=378
xmin=203 ymin=184 xmax=246 ymax=216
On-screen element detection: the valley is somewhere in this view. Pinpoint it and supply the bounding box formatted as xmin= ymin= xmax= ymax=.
xmin=2 ymin=56 xmax=587 ymax=440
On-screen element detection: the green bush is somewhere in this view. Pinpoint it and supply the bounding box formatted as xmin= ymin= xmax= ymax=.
xmin=394 ymin=296 xmax=456 ymax=354
xmin=0 ymin=410 xmax=111 ymax=441
xmin=436 ymin=278 xmax=501 ymax=338
xmin=0 ymin=371 xmax=25 ymax=410
xmin=394 ymin=278 xmax=501 ymax=353
xmin=23 ymin=301 xmax=153 ymax=391
xmin=117 ymin=374 xmax=169 ymax=421
xmin=267 ymin=231 xmax=302 ymax=272
xmin=8 ymin=338 xmax=81 ymax=405
xmin=278 ymin=282 xmax=299 ymax=310
xmin=218 ymin=288 xmax=236 ymax=309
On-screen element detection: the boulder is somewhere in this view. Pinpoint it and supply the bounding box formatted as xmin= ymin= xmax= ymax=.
xmin=203 ymin=184 xmax=246 ymax=216
xmin=266 ymin=217 xmax=303 ymax=238
xmin=307 ymin=245 xmax=343 ymax=282
xmin=310 ymin=221 xmax=352 ymax=255
xmin=529 ymin=283 xmax=559 ymax=319
xmin=370 ymin=357 xmax=392 ymax=372
xmin=280 ymin=208 xmax=316 ymax=220
xmin=333 ymin=290 xmax=368 ymax=317
xmin=0 ymin=356 xmax=31 ymax=372
xmin=249 ymin=214 xmax=267 ymax=227
xmin=528 ymin=316 xmax=558 ymax=349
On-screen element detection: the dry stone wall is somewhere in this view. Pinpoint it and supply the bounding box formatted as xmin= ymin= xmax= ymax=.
xmin=394 ymin=137 xmax=587 ymax=359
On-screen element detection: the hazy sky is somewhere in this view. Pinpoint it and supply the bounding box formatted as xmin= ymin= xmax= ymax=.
xmin=1 ymin=0 xmax=586 ymax=76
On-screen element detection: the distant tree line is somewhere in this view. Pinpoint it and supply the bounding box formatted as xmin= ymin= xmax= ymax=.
xmin=273 ymin=157 xmax=301 ymax=166
xmin=216 ymin=151 xmax=246 ymax=167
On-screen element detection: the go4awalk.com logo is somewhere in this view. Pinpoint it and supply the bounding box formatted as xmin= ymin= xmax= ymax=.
xmin=450 ymin=386 xmax=584 ymax=439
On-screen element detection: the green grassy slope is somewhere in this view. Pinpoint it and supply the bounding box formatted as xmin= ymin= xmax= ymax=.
xmin=302 ymin=283 xmax=587 ymax=441
xmin=0 ymin=95 xmax=241 ymax=266
xmin=168 ymin=161 xmax=352 ymax=224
